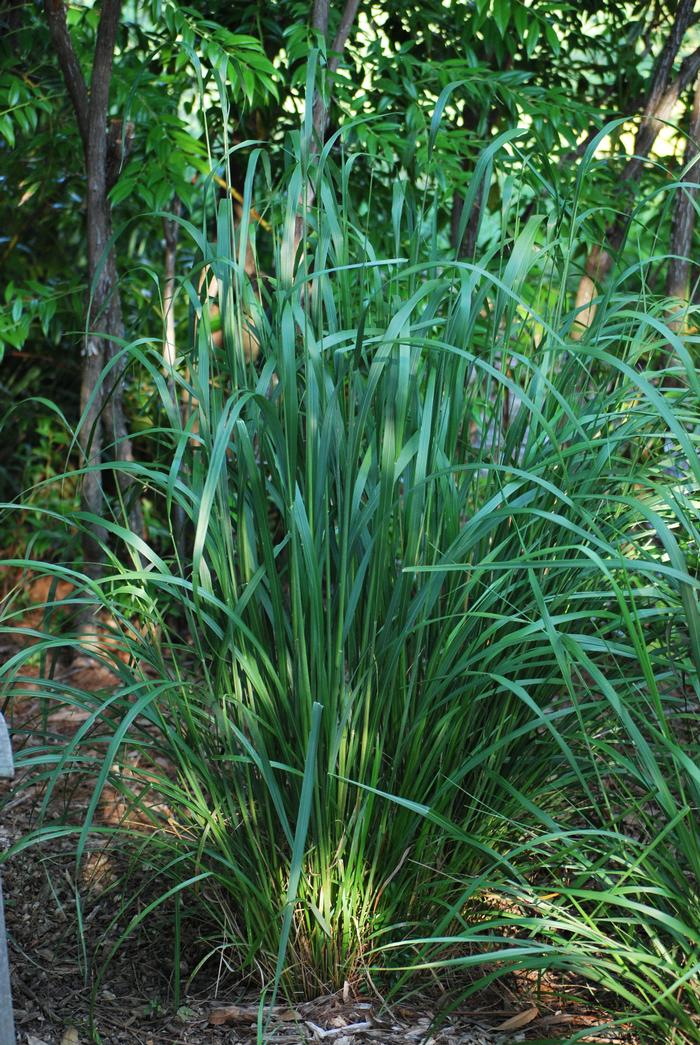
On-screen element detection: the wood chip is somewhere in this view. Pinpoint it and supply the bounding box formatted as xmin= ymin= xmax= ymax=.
xmin=277 ymin=1007 xmax=303 ymax=1022
xmin=306 ymin=1020 xmax=373 ymax=1039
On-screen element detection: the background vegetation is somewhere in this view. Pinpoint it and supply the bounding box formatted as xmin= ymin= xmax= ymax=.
xmin=1 ymin=1 xmax=699 ymax=1042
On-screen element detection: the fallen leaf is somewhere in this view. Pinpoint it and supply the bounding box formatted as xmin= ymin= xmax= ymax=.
xmin=495 ymin=1005 xmax=539 ymax=1031
xmin=61 ymin=1028 xmax=80 ymax=1045
xmin=27 ymin=1037 xmax=51 ymax=1045
xmin=208 ymin=1005 xmax=254 ymax=1025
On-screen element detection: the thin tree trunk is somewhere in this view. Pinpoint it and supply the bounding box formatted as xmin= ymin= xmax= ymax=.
xmin=101 ymin=255 xmax=144 ymax=542
xmin=163 ymin=200 xmax=181 ymax=371
xmin=292 ymin=0 xmax=361 ymax=261
xmin=100 ymin=118 xmax=143 ymax=541
xmin=162 ymin=198 xmax=187 ymax=564
xmin=310 ymin=0 xmax=361 ymax=145
xmin=573 ymin=0 xmax=700 ymax=335
xmin=667 ymin=74 xmax=700 ymax=310
xmin=451 ymin=105 xmax=495 ymax=258
xmin=655 ymin=71 xmax=700 ymax=390
xmin=452 ymin=172 xmax=484 ymax=260
xmin=46 ymin=0 xmax=131 ymax=626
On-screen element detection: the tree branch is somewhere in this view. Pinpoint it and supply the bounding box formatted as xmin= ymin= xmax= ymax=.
xmin=573 ymin=1 xmax=699 ymax=335
xmin=667 ymin=71 xmax=700 ymax=304
xmin=643 ymin=0 xmax=694 ymax=117
xmin=87 ymin=0 xmax=121 ymax=165
xmin=327 ymin=0 xmax=361 ymax=73
xmin=625 ymin=2 xmax=699 ymax=181
xmin=312 ymin=0 xmax=362 ymax=142
xmin=294 ymin=0 xmax=362 ymax=262
xmin=44 ymin=0 xmax=89 ymax=149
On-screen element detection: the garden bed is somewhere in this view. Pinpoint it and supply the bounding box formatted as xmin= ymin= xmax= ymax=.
xmin=1 ymin=644 xmax=633 ymax=1045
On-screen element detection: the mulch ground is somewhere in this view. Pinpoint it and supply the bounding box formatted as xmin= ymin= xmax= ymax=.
xmin=0 ymin=631 xmax=634 ymax=1045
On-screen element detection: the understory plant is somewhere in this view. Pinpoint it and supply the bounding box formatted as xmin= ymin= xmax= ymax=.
xmin=1 ymin=128 xmax=699 ymax=1042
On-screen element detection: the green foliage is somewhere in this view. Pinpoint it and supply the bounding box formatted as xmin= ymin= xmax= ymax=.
xmin=2 ymin=1 xmax=700 ymax=1038
xmin=0 ymin=0 xmax=694 ymax=364
xmin=0 ymin=0 xmax=278 ymax=363
xmin=2 ymin=130 xmax=699 ymax=1040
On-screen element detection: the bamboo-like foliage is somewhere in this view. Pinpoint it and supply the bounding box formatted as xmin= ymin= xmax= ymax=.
xmin=2 ymin=126 xmax=699 ymax=1041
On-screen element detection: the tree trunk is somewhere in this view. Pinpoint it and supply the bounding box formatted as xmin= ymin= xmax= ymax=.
xmin=667 ymin=73 xmax=700 ymax=310
xmin=101 ymin=249 xmax=144 ymax=542
xmin=451 ymin=104 xmax=495 ymax=258
xmin=573 ymin=0 xmax=700 ymax=336
xmin=162 ymin=199 xmax=188 ymax=564
xmin=292 ymin=0 xmax=361 ymax=261
xmin=163 ymin=201 xmax=181 ymax=371
xmin=46 ymin=0 xmax=138 ymax=627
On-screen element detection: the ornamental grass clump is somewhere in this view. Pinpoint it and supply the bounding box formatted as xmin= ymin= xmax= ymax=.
xmin=2 ymin=129 xmax=699 ymax=1040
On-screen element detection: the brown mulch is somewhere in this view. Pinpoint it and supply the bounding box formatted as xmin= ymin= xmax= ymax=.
xmin=0 ymin=635 xmax=633 ymax=1045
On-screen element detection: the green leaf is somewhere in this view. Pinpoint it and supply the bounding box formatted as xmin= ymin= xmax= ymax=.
xmin=513 ymin=3 xmax=527 ymax=39
xmin=0 ymin=114 xmax=15 ymax=148
xmin=494 ymin=0 xmax=511 ymax=37
xmin=526 ymin=18 xmax=541 ymax=56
